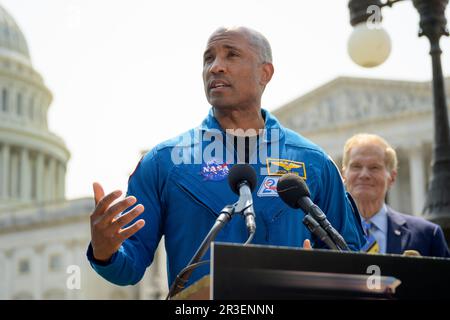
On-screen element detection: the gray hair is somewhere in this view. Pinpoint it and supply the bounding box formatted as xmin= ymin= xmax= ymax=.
xmin=210 ymin=26 xmax=273 ymax=63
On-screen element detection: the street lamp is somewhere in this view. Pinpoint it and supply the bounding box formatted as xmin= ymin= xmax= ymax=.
xmin=347 ymin=0 xmax=450 ymax=242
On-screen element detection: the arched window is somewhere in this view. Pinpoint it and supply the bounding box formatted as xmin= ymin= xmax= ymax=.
xmin=48 ymin=254 xmax=63 ymax=272
xmin=17 ymin=258 xmax=30 ymax=275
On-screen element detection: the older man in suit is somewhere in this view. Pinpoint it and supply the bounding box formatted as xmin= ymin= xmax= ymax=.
xmin=342 ymin=133 xmax=450 ymax=257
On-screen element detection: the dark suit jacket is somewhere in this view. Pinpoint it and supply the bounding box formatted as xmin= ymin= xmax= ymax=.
xmin=386 ymin=206 xmax=450 ymax=257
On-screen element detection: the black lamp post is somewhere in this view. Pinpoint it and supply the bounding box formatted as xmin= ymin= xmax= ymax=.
xmin=348 ymin=0 xmax=450 ymax=242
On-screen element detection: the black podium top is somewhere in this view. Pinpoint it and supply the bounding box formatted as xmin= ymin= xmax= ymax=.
xmin=210 ymin=242 xmax=450 ymax=300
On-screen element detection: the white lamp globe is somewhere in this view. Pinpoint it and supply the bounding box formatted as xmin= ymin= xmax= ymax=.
xmin=347 ymin=22 xmax=391 ymax=68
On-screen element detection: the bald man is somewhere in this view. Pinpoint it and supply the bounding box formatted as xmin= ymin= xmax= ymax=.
xmin=87 ymin=27 xmax=365 ymax=292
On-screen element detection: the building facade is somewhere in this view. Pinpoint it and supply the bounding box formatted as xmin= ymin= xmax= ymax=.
xmin=272 ymin=76 xmax=450 ymax=217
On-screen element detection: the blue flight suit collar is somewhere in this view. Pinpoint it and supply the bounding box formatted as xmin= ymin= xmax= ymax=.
xmin=198 ymin=108 xmax=285 ymax=143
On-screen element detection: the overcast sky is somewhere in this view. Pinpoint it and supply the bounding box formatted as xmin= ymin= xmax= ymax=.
xmin=2 ymin=0 xmax=449 ymax=200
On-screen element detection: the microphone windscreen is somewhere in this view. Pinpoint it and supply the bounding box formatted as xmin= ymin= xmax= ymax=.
xmin=228 ymin=164 xmax=257 ymax=194
xmin=276 ymin=173 xmax=310 ymax=209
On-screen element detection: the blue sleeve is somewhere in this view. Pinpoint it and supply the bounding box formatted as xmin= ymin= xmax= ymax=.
xmin=314 ymin=156 xmax=365 ymax=251
xmin=86 ymin=149 xmax=164 ymax=285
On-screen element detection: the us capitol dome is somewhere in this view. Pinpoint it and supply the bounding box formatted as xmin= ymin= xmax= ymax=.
xmin=0 ymin=5 xmax=69 ymax=208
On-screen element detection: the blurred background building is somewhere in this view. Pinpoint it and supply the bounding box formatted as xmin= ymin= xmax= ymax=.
xmin=0 ymin=4 xmax=167 ymax=299
xmin=273 ymin=76 xmax=450 ymax=217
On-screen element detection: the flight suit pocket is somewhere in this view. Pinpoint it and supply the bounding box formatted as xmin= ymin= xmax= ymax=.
xmin=169 ymin=166 xmax=230 ymax=219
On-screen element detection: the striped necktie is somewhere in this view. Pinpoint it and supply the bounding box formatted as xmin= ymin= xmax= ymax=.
xmin=361 ymin=220 xmax=379 ymax=254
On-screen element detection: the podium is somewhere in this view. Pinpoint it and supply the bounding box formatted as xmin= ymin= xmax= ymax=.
xmin=174 ymin=242 xmax=450 ymax=299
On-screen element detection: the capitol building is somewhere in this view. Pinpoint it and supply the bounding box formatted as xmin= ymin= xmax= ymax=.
xmin=0 ymin=5 xmax=449 ymax=300
xmin=0 ymin=4 xmax=167 ymax=299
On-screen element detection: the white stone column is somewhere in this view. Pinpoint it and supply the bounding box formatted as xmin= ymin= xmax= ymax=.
xmin=47 ymin=158 xmax=56 ymax=201
xmin=33 ymin=245 xmax=44 ymax=299
xmin=30 ymin=156 xmax=36 ymax=200
xmin=57 ymin=162 xmax=65 ymax=200
xmin=56 ymin=162 xmax=61 ymax=200
xmin=0 ymin=251 xmax=7 ymax=299
xmin=36 ymin=153 xmax=44 ymax=202
xmin=3 ymin=250 xmax=13 ymax=299
xmin=66 ymin=239 xmax=87 ymax=299
xmin=10 ymin=151 xmax=19 ymax=198
xmin=1 ymin=144 xmax=10 ymax=198
xmin=65 ymin=241 xmax=76 ymax=300
xmin=42 ymin=105 xmax=47 ymax=129
xmin=409 ymin=146 xmax=427 ymax=216
xmin=75 ymin=240 xmax=88 ymax=299
xmin=20 ymin=148 xmax=31 ymax=201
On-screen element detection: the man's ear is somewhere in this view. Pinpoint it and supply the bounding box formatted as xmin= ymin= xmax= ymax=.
xmin=260 ymin=62 xmax=274 ymax=86
xmin=341 ymin=167 xmax=347 ymax=184
xmin=388 ymin=169 xmax=397 ymax=188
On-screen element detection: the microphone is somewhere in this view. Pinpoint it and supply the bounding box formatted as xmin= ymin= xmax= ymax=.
xmin=302 ymin=214 xmax=338 ymax=250
xmin=276 ymin=173 xmax=350 ymax=251
xmin=167 ymin=164 xmax=257 ymax=299
xmin=228 ymin=164 xmax=257 ymax=235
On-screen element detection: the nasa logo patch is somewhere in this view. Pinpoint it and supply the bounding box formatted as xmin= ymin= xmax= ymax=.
xmin=200 ymin=159 xmax=229 ymax=181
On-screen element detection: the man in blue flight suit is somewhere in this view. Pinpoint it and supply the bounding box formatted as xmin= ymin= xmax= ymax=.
xmin=87 ymin=26 xmax=365 ymax=291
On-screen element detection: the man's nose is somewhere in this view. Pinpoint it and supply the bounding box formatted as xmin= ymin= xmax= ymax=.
xmin=358 ymin=167 xmax=371 ymax=178
xmin=209 ymin=57 xmax=226 ymax=74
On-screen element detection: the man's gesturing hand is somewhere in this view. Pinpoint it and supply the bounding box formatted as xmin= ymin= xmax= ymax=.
xmin=90 ymin=182 xmax=145 ymax=262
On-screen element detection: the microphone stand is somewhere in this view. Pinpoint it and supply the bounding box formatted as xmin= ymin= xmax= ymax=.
xmin=302 ymin=214 xmax=339 ymax=251
xmin=166 ymin=204 xmax=235 ymax=300
xmin=306 ymin=204 xmax=350 ymax=251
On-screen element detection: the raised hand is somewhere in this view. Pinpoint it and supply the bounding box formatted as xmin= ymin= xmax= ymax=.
xmin=90 ymin=182 xmax=145 ymax=262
